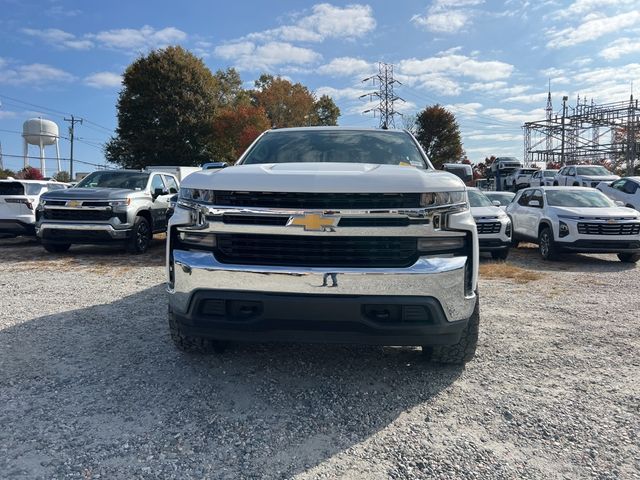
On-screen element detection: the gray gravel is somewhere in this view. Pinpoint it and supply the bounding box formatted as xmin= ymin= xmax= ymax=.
xmin=0 ymin=237 xmax=639 ymax=479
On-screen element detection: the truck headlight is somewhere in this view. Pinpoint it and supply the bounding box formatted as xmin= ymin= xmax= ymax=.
xmin=179 ymin=188 xmax=215 ymax=203
xmin=178 ymin=231 xmax=217 ymax=248
xmin=420 ymin=191 xmax=468 ymax=212
xmin=109 ymin=199 xmax=131 ymax=211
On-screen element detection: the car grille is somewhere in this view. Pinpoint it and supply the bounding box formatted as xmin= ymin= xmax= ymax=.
xmin=211 ymin=214 xmax=424 ymax=227
xmin=577 ymin=222 xmax=640 ymax=235
xmin=214 ymin=234 xmax=419 ymax=267
xmin=43 ymin=209 xmax=115 ymax=221
xmin=213 ymin=191 xmax=422 ymax=209
xmin=476 ymin=222 xmax=501 ymax=234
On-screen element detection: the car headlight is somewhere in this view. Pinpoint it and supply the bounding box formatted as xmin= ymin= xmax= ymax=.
xmin=178 ymin=187 xmax=215 ymax=205
xmin=559 ymin=221 xmax=570 ymax=237
xmin=420 ymin=191 xmax=468 ymax=212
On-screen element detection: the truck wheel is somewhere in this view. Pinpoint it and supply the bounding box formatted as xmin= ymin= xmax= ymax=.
xmin=491 ymin=249 xmax=509 ymax=260
xmin=42 ymin=242 xmax=71 ymax=253
xmin=169 ymin=314 xmax=227 ymax=354
xmin=423 ymin=293 xmax=479 ymax=365
xmin=127 ymin=216 xmax=151 ymax=254
xmin=617 ymin=253 xmax=640 ymax=263
xmin=538 ymin=227 xmax=558 ymax=260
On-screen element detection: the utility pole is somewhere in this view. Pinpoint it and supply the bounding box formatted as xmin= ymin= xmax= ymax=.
xmin=64 ymin=115 xmax=83 ymax=181
xmin=360 ymin=62 xmax=404 ymax=129
xmin=560 ymin=96 xmax=568 ymax=166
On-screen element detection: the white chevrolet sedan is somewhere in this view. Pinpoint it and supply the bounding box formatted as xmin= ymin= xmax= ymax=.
xmin=506 ymin=186 xmax=640 ymax=262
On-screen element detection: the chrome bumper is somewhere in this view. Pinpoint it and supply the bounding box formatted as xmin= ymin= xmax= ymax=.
xmin=168 ymin=249 xmax=476 ymax=322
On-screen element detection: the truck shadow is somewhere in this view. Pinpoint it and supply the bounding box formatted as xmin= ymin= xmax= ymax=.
xmin=0 ymin=285 xmax=463 ymax=478
xmin=0 ymin=235 xmax=165 ymax=269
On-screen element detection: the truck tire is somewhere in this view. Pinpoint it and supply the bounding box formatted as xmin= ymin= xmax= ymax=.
xmin=126 ymin=216 xmax=152 ymax=254
xmin=423 ymin=294 xmax=479 ymax=365
xmin=42 ymin=242 xmax=71 ymax=253
xmin=169 ymin=313 xmax=227 ymax=354
xmin=538 ymin=226 xmax=558 ymax=260
xmin=491 ymin=249 xmax=509 ymax=260
xmin=617 ymin=252 xmax=640 ymax=263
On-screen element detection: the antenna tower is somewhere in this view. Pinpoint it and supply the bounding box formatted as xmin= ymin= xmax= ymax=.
xmin=360 ymin=62 xmax=404 ymax=129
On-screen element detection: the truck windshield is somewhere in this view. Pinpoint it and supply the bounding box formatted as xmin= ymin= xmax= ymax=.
xmin=546 ymin=190 xmax=614 ymax=208
xmin=576 ymin=166 xmax=611 ymax=176
xmin=76 ymin=171 xmax=150 ymax=190
xmin=543 ymin=170 xmax=558 ymax=177
xmin=240 ymin=130 xmax=429 ymax=168
xmin=468 ymin=190 xmax=494 ymax=207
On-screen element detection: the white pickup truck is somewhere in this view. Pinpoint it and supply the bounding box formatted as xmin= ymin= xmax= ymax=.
xmin=167 ymin=127 xmax=481 ymax=364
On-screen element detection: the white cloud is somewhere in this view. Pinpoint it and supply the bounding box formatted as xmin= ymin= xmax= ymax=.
xmin=547 ymin=11 xmax=640 ymax=48
xmin=246 ymin=3 xmax=376 ymax=43
xmin=215 ymin=41 xmax=321 ymax=71
xmin=482 ymin=107 xmax=546 ymax=123
xmin=445 ymin=102 xmax=483 ymax=116
xmin=503 ymin=92 xmax=554 ymax=104
xmin=91 ymin=25 xmax=187 ymax=51
xmin=0 ymin=110 xmax=18 ymax=119
xmin=555 ymin=0 xmax=637 ymax=18
xmin=411 ymin=0 xmax=484 ymax=33
xmin=600 ymin=37 xmax=640 ymax=60
xmin=84 ymin=72 xmax=122 ymax=89
xmin=398 ymin=53 xmax=514 ymax=81
xmin=466 ymin=133 xmax=522 ymax=142
xmin=317 ymin=57 xmax=372 ymax=77
xmin=22 ymin=28 xmax=93 ymax=50
xmin=0 ymin=61 xmax=74 ymax=85
xmin=315 ymin=86 xmax=371 ymax=101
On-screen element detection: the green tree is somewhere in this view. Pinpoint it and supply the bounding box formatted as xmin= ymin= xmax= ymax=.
xmin=53 ymin=171 xmax=71 ymax=183
xmin=0 ymin=168 xmax=16 ymax=179
xmin=105 ymin=46 xmax=220 ymax=168
xmin=414 ymin=105 xmax=464 ymax=169
xmin=311 ymin=95 xmax=340 ymax=126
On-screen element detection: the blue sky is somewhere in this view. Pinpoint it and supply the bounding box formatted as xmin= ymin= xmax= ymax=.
xmin=1 ymin=0 xmax=639 ymax=174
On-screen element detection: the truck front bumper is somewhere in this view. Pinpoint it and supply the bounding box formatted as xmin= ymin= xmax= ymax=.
xmin=36 ymin=223 xmax=132 ymax=244
xmin=168 ymin=250 xmax=477 ymax=346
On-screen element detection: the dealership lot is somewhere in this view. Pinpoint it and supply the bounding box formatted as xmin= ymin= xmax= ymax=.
xmin=0 ymin=238 xmax=638 ymax=479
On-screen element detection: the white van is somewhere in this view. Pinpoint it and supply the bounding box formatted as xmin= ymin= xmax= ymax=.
xmin=0 ymin=179 xmax=68 ymax=237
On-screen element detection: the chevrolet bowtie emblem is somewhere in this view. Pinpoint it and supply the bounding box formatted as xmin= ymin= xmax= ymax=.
xmin=287 ymin=213 xmax=339 ymax=231
xmin=66 ymin=200 xmax=82 ymax=207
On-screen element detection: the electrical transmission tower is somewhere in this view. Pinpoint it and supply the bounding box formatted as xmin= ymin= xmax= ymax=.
xmin=360 ymin=62 xmax=404 ymax=129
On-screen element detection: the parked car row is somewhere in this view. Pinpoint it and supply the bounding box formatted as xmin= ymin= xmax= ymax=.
xmin=468 ymin=184 xmax=640 ymax=263
xmin=501 ymin=164 xmax=620 ymax=192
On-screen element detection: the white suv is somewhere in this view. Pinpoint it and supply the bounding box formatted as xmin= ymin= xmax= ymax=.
xmin=529 ymin=169 xmax=558 ymax=187
xmin=554 ymin=165 xmax=619 ymax=187
xmin=0 ymin=179 xmax=67 ymax=238
xmin=506 ymin=168 xmax=539 ymax=190
xmin=468 ymin=188 xmax=512 ymax=259
xmin=597 ymin=177 xmax=640 ymax=211
xmin=506 ymin=186 xmax=640 ymax=262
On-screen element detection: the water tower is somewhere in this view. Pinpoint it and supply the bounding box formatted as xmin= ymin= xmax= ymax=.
xmin=22 ymin=118 xmax=61 ymax=177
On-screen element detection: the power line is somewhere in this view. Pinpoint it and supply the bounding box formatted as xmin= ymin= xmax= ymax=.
xmin=0 ymin=152 xmax=109 ymax=168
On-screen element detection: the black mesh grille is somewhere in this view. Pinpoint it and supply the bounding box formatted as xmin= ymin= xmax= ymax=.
xmin=214 ymin=234 xmax=419 ymax=267
xmin=577 ymin=222 xmax=640 ymax=235
xmin=213 ymin=191 xmax=421 ymax=209
xmin=476 ymin=222 xmax=501 ymax=234
xmin=43 ymin=209 xmax=116 ymax=222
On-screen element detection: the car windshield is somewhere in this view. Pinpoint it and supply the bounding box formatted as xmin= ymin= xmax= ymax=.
xmin=468 ymin=190 xmax=494 ymax=207
xmin=576 ymin=166 xmax=611 ymax=176
xmin=519 ymin=169 xmax=537 ymax=174
xmin=543 ymin=170 xmax=558 ymax=177
xmin=75 ymin=171 xmax=149 ymax=190
xmin=546 ymin=190 xmax=615 ymax=208
xmin=240 ymin=130 xmax=429 ymax=168
xmin=485 ymin=192 xmax=514 ymax=205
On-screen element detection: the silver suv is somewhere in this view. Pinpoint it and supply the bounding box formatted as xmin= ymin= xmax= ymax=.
xmin=36 ymin=170 xmax=178 ymax=253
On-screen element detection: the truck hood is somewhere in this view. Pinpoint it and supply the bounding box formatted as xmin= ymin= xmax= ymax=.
xmin=580 ymin=175 xmax=619 ymax=182
xmin=41 ymin=187 xmax=139 ymax=200
xmin=550 ymin=205 xmax=639 ymax=219
xmin=182 ymin=163 xmax=465 ymax=193
xmin=470 ymin=205 xmax=506 ymax=219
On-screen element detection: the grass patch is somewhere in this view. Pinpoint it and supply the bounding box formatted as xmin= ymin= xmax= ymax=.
xmin=479 ymin=262 xmax=543 ymax=283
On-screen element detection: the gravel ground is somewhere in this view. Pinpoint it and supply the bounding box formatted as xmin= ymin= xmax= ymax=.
xmin=0 ymin=237 xmax=639 ymax=479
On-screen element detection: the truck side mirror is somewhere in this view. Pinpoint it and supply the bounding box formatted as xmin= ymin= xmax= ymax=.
xmin=492 ymin=200 xmax=501 ymax=207
xmin=152 ymin=187 xmax=167 ymax=199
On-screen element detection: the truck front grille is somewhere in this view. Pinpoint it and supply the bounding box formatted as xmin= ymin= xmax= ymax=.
xmin=577 ymin=222 xmax=640 ymax=235
xmin=43 ymin=209 xmax=116 ymax=221
xmin=476 ymin=222 xmax=501 ymax=234
xmin=213 ymin=191 xmax=421 ymax=209
xmin=215 ymin=234 xmax=419 ymax=267
xmin=212 ymin=214 xmax=426 ymax=228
